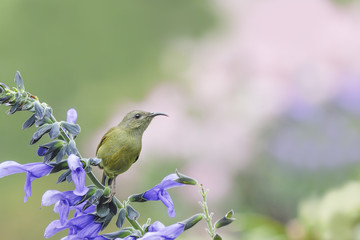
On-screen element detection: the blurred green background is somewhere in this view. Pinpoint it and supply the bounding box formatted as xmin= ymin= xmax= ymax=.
xmin=2 ymin=0 xmax=360 ymax=240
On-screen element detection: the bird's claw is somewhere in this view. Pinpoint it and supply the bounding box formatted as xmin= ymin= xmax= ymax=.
xmin=103 ymin=192 xmax=115 ymax=204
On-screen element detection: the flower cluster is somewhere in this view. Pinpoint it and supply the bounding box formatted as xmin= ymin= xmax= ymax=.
xmin=0 ymin=72 xmax=234 ymax=240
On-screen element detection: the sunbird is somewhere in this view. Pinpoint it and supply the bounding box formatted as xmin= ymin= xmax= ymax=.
xmin=96 ymin=110 xmax=167 ymax=199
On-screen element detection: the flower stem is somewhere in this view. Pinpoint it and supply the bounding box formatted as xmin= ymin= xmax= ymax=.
xmin=199 ymin=184 xmax=216 ymax=238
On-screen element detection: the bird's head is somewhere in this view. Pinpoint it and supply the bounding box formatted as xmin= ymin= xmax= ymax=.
xmin=119 ymin=110 xmax=168 ymax=134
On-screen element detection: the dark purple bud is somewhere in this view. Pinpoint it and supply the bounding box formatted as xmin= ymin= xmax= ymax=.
xmin=37 ymin=147 xmax=48 ymax=156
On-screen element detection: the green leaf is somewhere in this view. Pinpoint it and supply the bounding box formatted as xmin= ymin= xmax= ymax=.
xmin=61 ymin=122 xmax=81 ymax=136
xmin=34 ymin=101 xmax=44 ymax=119
xmin=30 ymin=124 xmax=53 ymax=145
xmin=102 ymin=228 xmax=133 ymax=239
xmin=126 ymin=205 xmax=140 ymax=221
xmin=57 ymin=169 xmax=71 ymax=183
xmin=50 ymin=159 xmax=69 ymax=174
xmin=49 ymin=123 xmax=60 ymax=139
xmin=22 ymin=114 xmax=36 ymax=130
xmin=14 ymin=71 xmax=25 ymax=92
xmin=96 ymin=202 xmax=110 ymax=218
xmin=116 ymin=208 xmax=126 ymax=228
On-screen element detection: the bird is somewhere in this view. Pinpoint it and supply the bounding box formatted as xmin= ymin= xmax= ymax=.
xmin=96 ymin=110 xmax=168 ymax=200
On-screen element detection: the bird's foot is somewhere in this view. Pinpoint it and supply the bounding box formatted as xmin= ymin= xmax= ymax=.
xmin=103 ymin=191 xmax=115 ymax=204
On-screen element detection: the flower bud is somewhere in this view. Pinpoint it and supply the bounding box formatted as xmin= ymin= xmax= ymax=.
xmin=128 ymin=193 xmax=147 ymax=202
xmin=213 ymin=234 xmax=222 ymax=240
xmin=175 ymin=169 xmax=198 ymax=185
xmin=181 ymin=213 xmax=203 ymax=231
xmin=0 ymin=83 xmax=10 ymax=103
xmin=214 ymin=210 xmax=235 ymax=229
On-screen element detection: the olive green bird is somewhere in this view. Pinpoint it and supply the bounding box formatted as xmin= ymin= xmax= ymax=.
xmin=96 ymin=110 xmax=167 ymax=198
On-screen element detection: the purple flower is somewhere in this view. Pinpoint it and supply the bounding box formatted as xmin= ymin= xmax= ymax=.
xmin=67 ymin=154 xmax=89 ymax=196
xmin=67 ymin=108 xmax=78 ymax=124
xmin=140 ymin=221 xmax=185 ymax=240
xmin=0 ymin=161 xmax=52 ymax=202
xmin=42 ymin=190 xmax=83 ymax=224
xmin=45 ymin=214 xmax=103 ymax=239
xmin=115 ymin=237 xmax=137 ymax=240
xmin=142 ymin=174 xmax=184 ymax=217
xmin=37 ymin=147 xmax=48 ymax=156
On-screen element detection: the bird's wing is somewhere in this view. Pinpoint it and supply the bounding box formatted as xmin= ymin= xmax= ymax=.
xmin=96 ymin=127 xmax=116 ymax=155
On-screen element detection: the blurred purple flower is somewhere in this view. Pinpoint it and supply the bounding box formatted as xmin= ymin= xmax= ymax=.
xmin=141 ymin=221 xmax=184 ymax=240
xmin=42 ymin=190 xmax=84 ymax=224
xmin=142 ymin=173 xmax=184 ymax=217
xmin=67 ymin=108 xmax=78 ymax=124
xmin=67 ymin=154 xmax=89 ymax=196
xmin=0 ymin=161 xmax=52 ymax=202
xmin=115 ymin=237 xmax=136 ymax=240
xmin=45 ymin=214 xmax=103 ymax=239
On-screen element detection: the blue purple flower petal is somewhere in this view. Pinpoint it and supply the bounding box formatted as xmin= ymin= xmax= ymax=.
xmin=67 ymin=108 xmax=78 ymax=124
xmin=67 ymin=154 xmax=89 ymax=196
xmin=142 ymin=173 xmax=184 ymax=217
xmin=0 ymin=161 xmax=52 ymax=202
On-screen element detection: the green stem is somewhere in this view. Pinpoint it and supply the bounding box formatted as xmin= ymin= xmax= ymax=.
xmin=199 ymin=184 xmax=216 ymax=238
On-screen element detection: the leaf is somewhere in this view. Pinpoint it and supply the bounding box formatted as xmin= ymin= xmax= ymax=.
xmin=43 ymin=147 xmax=61 ymax=163
xmin=61 ymin=122 xmax=81 ymax=136
xmin=44 ymin=107 xmax=53 ymax=118
xmin=126 ymin=205 xmax=140 ymax=221
xmin=8 ymin=100 xmax=21 ymax=114
xmin=14 ymin=71 xmax=25 ymax=92
xmin=55 ymin=145 xmax=67 ymax=163
xmin=66 ymin=140 xmax=77 ymax=155
xmin=30 ymin=124 xmax=53 ymax=145
xmin=49 ymin=123 xmax=60 ymax=139
xmin=22 ymin=114 xmax=36 ymax=130
xmin=34 ymin=101 xmax=44 ymax=119
xmin=50 ymin=160 xmax=69 ymax=174
xmin=102 ymin=228 xmax=133 ymax=240
xmin=116 ymin=208 xmax=126 ymax=228
xmin=89 ymin=158 xmax=102 ymax=166
xmin=21 ymin=102 xmax=33 ymax=111
xmin=96 ymin=203 xmax=110 ymax=218
xmin=57 ymin=169 xmax=71 ymax=183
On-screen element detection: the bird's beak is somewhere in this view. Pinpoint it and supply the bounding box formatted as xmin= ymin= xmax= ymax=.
xmin=149 ymin=112 xmax=168 ymax=117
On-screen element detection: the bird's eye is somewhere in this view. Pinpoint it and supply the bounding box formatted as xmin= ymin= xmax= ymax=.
xmin=135 ymin=113 xmax=141 ymax=119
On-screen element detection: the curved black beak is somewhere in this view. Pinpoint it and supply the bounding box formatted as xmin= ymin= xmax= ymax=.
xmin=149 ymin=112 xmax=168 ymax=117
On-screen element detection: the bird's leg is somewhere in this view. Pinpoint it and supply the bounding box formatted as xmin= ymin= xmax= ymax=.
xmin=104 ymin=177 xmax=116 ymax=204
